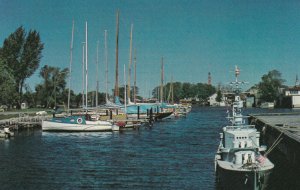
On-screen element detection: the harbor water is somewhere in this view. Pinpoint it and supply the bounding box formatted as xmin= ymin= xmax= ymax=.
xmin=0 ymin=107 xmax=298 ymax=189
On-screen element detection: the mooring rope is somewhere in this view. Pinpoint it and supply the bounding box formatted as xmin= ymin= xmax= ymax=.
xmin=264 ymin=132 xmax=283 ymax=156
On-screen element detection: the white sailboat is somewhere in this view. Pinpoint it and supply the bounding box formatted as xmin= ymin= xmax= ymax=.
xmin=42 ymin=21 xmax=119 ymax=132
xmin=42 ymin=115 xmax=119 ymax=132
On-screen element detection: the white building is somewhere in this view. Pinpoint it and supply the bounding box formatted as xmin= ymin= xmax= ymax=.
xmin=284 ymin=87 xmax=300 ymax=108
xmin=21 ymin=102 xmax=28 ymax=109
xmin=208 ymin=93 xmax=226 ymax=106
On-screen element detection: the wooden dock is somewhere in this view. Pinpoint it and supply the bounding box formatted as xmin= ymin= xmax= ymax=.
xmin=248 ymin=112 xmax=300 ymax=169
xmin=0 ymin=114 xmax=51 ymax=130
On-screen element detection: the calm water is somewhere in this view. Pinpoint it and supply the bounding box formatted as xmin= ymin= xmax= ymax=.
xmin=0 ymin=107 xmax=297 ymax=189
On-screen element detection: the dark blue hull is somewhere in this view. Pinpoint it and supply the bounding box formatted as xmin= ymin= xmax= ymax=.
xmin=216 ymin=164 xmax=272 ymax=190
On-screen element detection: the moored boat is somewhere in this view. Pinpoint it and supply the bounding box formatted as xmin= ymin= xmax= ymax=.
xmin=42 ymin=115 xmax=119 ymax=132
xmin=260 ymin=102 xmax=274 ymax=109
xmin=154 ymin=111 xmax=173 ymax=120
xmin=215 ymin=66 xmax=274 ymax=190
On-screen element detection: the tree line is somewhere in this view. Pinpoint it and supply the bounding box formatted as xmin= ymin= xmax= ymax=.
xmin=152 ymin=82 xmax=216 ymax=104
xmin=0 ymin=27 xmax=287 ymax=109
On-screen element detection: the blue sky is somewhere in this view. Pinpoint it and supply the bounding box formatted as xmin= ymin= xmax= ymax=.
xmin=1 ymin=0 xmax=300 ymax=97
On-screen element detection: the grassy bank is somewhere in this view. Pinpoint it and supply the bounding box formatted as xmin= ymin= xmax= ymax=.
xmin=0 ymin=108 xmax=51 ymax=120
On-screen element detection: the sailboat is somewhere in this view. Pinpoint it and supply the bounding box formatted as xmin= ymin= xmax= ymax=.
xmin=42 ymin=21 xmax=119 ymax=132
xmin=215 ymin=66 xmax=274 ymax=189
xmin=151 ymin=56 xmax=174 ymax=120
xmin=109 ymin=13 xmax=154 ymax=116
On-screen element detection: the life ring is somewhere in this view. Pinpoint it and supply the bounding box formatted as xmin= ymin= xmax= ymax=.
xmin=77 ymin=118 xmax=83 ymax=124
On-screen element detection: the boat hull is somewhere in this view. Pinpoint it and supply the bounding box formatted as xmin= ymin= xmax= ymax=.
xmin=42 ymin=120 xmax=119 ymax=132
xmin=154 ymin=112 xmax=173 ymax=120
xmin=216 ymin=163 xmax=272 ymax=190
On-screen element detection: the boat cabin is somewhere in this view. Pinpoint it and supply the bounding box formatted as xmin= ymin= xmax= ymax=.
xmin=220 ymin=128 xmax=260 ymax=149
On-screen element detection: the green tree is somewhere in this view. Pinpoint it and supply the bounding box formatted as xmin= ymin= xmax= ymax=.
xmin=152 ymin=82 xmax=215 ymax=103
xmin=258 ymin=70 xmax=285 ymax=102
xmin=118 ymin=86 xmax=126 ymax=102
xmin=0 ymin=59 xmax=16 ymax=107
xmin=60 ymin=89 xmax=77 ymax=108
xmin=172 ymin=82 xmax=184 ymax=101
xmin=216 ymin=90 xmax=222 ymax=102
xmin=86 ymin=91 xmax=106 ymax=107
xmin=22 ymin=84 xmax=35 ymax=108
xmin=0 ymin=26 xmax=44 ymax=108
xmin=182 ymin=83 xmax=193 ymax=98
xmin=35 ymin=65 xmax=68 ymax=108
xmin=75 ymin=93 xmax=83 ymax=108
xmin=196 ymin=83 xmax=216 ymax=101
xmin=152 ymin=86 xmax=160 ymax=100
xmin=131 ymin=86 xmax=139 ymax=101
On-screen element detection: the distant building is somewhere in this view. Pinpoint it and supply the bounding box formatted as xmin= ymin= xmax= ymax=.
xmin=282 ymin=75 xmax=300 ymax=108
xmin=21 ymin=102 xmax=28 ymax=109
xmin=284 ymin=87 xmax=300 ymax=108
xmin=208 ymin=93 xmax=226 ymax=106
xmin=246 ymin=97 xmax=255 ymax=107
xmin=296 ymin=74 xmax=299 ymax=86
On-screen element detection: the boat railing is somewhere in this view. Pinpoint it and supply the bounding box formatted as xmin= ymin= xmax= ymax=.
xmin=226 ymin=115 xmax=250 ymax=119
xmin=225 ymin=125 xmax=256 ymax=130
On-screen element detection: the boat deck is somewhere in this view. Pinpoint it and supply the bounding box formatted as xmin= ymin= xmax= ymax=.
xmin=217 ymin=159 xmax=273 ymax=171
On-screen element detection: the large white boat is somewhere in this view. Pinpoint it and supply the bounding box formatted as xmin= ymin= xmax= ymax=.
xmin=215 ymin=66 xmax=274 ymax=190
xmin=42 ymin=115 xmax=119 ymax=132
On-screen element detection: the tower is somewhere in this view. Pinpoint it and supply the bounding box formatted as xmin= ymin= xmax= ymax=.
xmin=208 ymin=72 xmax=211 ymax=85
xmin=296 ymin=74 xmax=299 ymax=87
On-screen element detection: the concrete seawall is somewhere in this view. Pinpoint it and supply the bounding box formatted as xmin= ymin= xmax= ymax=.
xmin=249 ymin=113 xmax=300 ymax=168
xmin=249 ymin=113 xmax=300 ymax=189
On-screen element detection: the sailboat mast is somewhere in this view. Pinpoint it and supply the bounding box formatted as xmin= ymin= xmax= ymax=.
xmin=160 ymin=57 xmax=164 ymax=103
xmin=85 ymin=21 xmax=88 ymax=109
xmin=124 ymin=64 xmax=127 ymax=112
xmin=82 ymin=42 xmax=85 ymax=108
xmin=96 ymin=40 xmax=99 ymax=107
xmin=133 ymin=49 xmax=136 ymax=104
xmin=171 ymin=75 xmax=174 ymax=104
xmin=167 ymin=75 xmax=172 ymax=103
xmin=104 ymin=30 xmax=108 ymax=102
xmin=114 ymin=10 xmax=120 ymax=98
xmin=127 ymin=24 xmax=133 ymax=103
xmin=67 ymin=20 xmax=74 ymax=113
